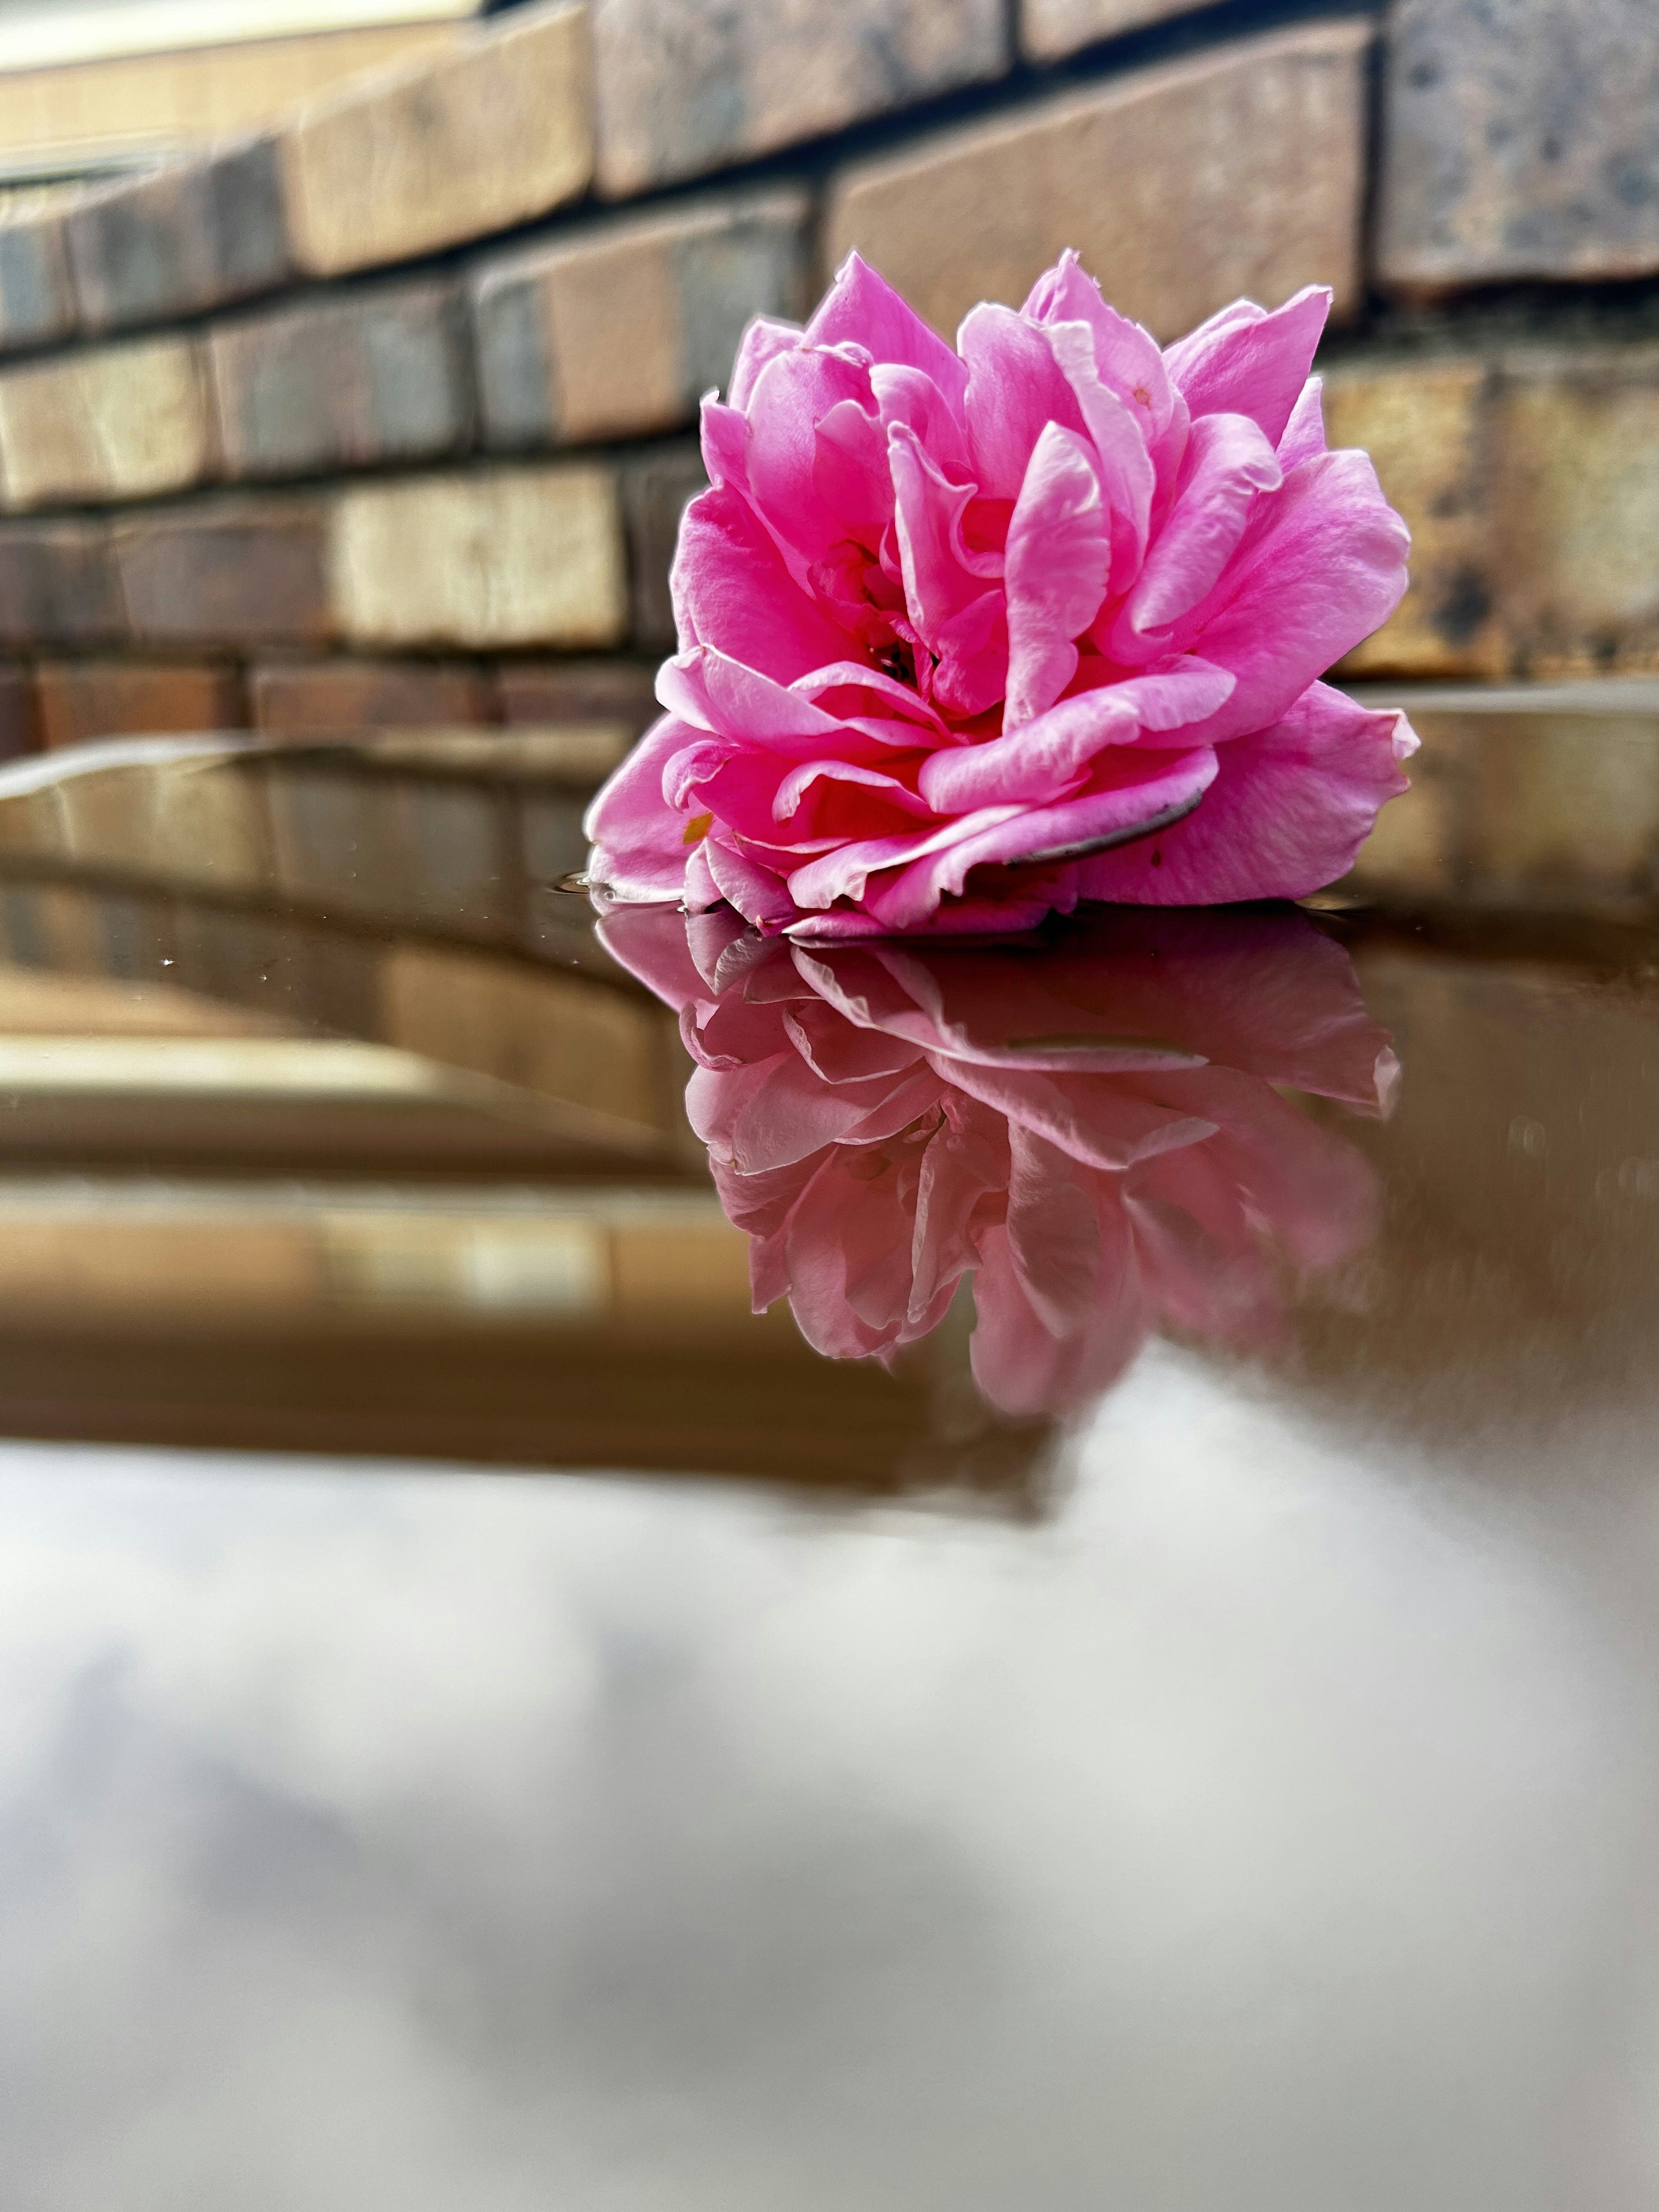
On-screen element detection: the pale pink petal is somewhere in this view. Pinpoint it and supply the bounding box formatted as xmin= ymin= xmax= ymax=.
xmin=1112 ymin=411 xmax=1282 ymax=642
xmin=671 ymin=486 xmax=858 ymax=682
xmin=745 ymin=343 xmax=888 ymax=558
xmin=1156 ymin=448 xmax=1412 ymax=741
xmin=1022 ymin=251 xmax=1176 ymax=444
xmin=727 ymin=315 xmax=804 ymax=408
xmin=806 ymin=252 xmax=970 ymax=413
xmin=583 ymin=713 xmax=698 ymax=900
xmin=1074 ymin=683 xmax=1417 ymax=904
xmin=703 ymin=836 xmax=797 ymax=929
xmin=1003 ymin=422 xmax=1112 ymax=729
xmin=1041 ymin=319 xmax=1157 ymax=578
xmin=916 ymin=661 xmax=1231 ymax=813
xmin=1276 ymin=376 xmax=1326 ymax=469
xmin=958 ymin=302 xmax=1086 ymax=501
xmin=1163 ymin=284 xmax=1331 ymax=445
xmin=865 ymin=749 xmax=1217 ymax=931
xmin=785 ymin=804 xmax=1025 ymax=913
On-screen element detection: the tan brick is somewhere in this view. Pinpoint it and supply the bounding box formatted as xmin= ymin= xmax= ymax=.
xmin=824 ymin=22 xmax=1369 ymax=343
xmin=0 ymin=335 xmax=213 ymax=510
xmin=594 ymin=0 xmax=1007 ymax=196
xmin=1489 ymin=351 xmax=1659 ymax=677
xmin=251 ymin=657 xmax=496 ymax=734
xmin=329 ymin=467 xmax=627 ymax=651
xmin=282 ymin=2 xmax=593 ymax=279
xmin=1021 ymin=0 xmax=1213 ymax=62
xmin=471 ymin=189 xmax=808 ymax=447
xmin=1325 ymin=361 xmax=1503 ymax=681
xmin=34 ymin=660 xmax=242 ymax=750
xmin=1379 ymin=0 xmax=1659 ymax=296
xmin=113 ymin=500 xmax=331 ymax=648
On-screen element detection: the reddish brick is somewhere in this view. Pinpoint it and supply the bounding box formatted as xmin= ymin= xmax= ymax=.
xmin=0 ymin=662 xmax=38 ymax=760
xmin=251 ymin=657 xmax=496 ymax=734
xmin=0 ymin=519 xmax=124 ymax=647
xmin=496 ymin=658 xmax=659 ymax=733
xmin=34 ymin=660 xmax=244 ymax=750
xmin=113 ymin=500 xmax=331 ymax=647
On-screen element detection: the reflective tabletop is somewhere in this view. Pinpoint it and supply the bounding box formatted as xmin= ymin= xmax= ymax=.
xmin=2 ymin=731 xmax=1658 ymax=2209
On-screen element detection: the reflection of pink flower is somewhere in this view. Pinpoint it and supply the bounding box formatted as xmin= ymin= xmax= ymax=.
xmin=604 ymin=905 xmax=1395 ymax=1417
xmin=587 ymin=251 xmax=1416 ymax=940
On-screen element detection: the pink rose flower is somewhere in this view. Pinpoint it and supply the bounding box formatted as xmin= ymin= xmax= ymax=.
xmin=587 ymin=251 xmax=1417 ymax=939
xmin=602 ymin=904 xmax=1395 ymax=1416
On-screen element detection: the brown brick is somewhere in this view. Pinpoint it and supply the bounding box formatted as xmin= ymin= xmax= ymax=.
xmin=251 ymin=657 xmax=496 ymax=734
xmin=282 ymin=2 xmax=593 ymax=280
xmin=594 ymin=0 xmax=1008 ymax=196
xmin=497 ymin=657 xmax=658 ymax=733
xmin=34 ymin=660 xmax=243 ymax=750
xmin=0 ymin=519 xmax=124 ymax=647
xmin=0 ymin=335 xmax=213 ymax=510
xmin=0 ymin=194 xmax=75 ymax=352
xmin=1326 ymin=361 xmax=1504 ymax=681
xmin=824 ymin=22 xmax=1369 ymax=343
xmin=65 ymin=139 xmax=291 ymax=335
xmin=210 ymin=279 xmax=472 ymax=480
xmin=1489 ymin=350 xmax=1659 ymax=677
xmin=621 ymin=442 xmax=706 ymax=652
xmin=112 ymin=500 xmax=331 ymax=648
xmin=0 ymin=662 xmax=38 ymax=760
xmin=472 ymin=189 xmax=808 ymax=448
xmin=1379 ymin=0 xmax=1659 ymax=296
xmin=329 ymin=466 xmax=627 ymax=651
xmin=1021 ymin=0 xmax=1215 ymax=62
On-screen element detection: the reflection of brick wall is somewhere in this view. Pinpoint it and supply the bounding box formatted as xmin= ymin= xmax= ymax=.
xmin=0 ymin=0 xmax=1656 ymax=761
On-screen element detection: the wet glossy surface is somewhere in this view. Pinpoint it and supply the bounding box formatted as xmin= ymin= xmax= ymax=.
xmin=3 ymin=734 xmax=1659 ymax=2207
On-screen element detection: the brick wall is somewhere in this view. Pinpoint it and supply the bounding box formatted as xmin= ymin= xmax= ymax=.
xmin=0 ymin=0 xmax=1653 ymax=763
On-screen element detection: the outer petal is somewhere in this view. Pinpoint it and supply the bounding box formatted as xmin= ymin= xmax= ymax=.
xmin=958 ymin=302 xmax=1087 ymax=501
xmin=671 ymin=485 xmax=858 ymax=682
xmin=917 ymin=659 xmax=1233 ymax=813
xmin=1022 ymin=250 xmax=1176 ymax=445
xmin=864 ymin=748 xmax=1217 ymax=930
xmin=806 ymin=252 xmax=971 ymax=414
xmin=1163 ymin=448 xmax=1412 ymax=744
xmin=728 ymin=315 xmax=804 ymax=408
xmin=1074 ymin=683 xmax=1418 ymax=904
xmin=1003 ymin=421 xmax=1111 ymax=729
xmin=1112 ymin=410 xmax=1282 ymax=643
xmin=583 ymin=713 xmax=698 ymax=900
xmin=1163 ymin=285 xmax=1331 ymax=445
